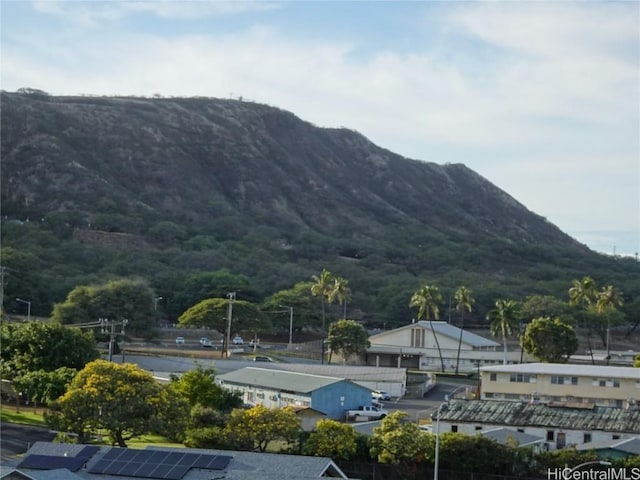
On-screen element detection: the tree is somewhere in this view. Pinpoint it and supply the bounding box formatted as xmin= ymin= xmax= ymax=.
xmin=595 ymin=285 xmax=624 ymax=363
xmin=568 ymin=276 xmax=598 ymax=364
xmin=260 ymin=281 xmax=320 ymax=332
xmin=369 ymin=411 xmax=432 ymax=465
xmin=169 ymin=365 xmax=242 ymax=411
xmin=328 ymin=276 xmax=351 ymax=320
xmin=177 ymin=297 xmax=262 ymax=335
xmin=453 ymin=286 xmax=474 ymax=374
xmin=13 ymin=367 xmax=77 ymax=413
xmin=224 ymin=405 xmax=301 ymax=452
xmin=51 ymin=279 xmax=158 ymax=337
xmin=303 ymin=419 xmax=359 ymax=460
xmin=0 ymin=321 xmax=98 ymax=376
xmin=409 ymin=284 xmax=445 ymax=372
xmin=487 ymin=299 xmax=519 ymax=365
xmin=46 ymin=360 xmax=173 ymax=447
xmin=520 ymin=317 xmax=578 ymax=363
xmin=326 ymin=319 xmax=370 ymax=364
xmin=311 ymin=269 xmax=334 ymax=332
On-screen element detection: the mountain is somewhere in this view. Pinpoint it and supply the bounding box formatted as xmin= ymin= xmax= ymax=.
xmin=1 ymin=90 xmax=637 ymax=325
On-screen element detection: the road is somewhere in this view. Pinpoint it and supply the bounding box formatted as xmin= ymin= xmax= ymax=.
xmin=0 ymin=422 xmax=56 ymax=461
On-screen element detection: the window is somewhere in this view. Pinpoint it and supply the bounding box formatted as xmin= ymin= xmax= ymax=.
xmin=546 ymin=430 xmax=554 ymax=441
xmin=613 ymin=435 xmax=620 ymax=440
xmin=451 ymin=425 xmax=458 ymax=433
xmin=411 ymin=328 xmax=425 ymax=348
xmin=510 ymin=374 xmax=536 ymax=383
xmin=490 ymin=373 xmax=497 ymax=381
xmin=551 ymin=376 xmax=578 ymax=385
xmin=583 ymin=433 xmax=592 ymax=443
xmin=475 ymin=426 xmax=482 ymax=431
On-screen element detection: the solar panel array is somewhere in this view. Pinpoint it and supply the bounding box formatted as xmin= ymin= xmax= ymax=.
xmin=88 ymin=448 xmax=232 ymax=480
xmin=18 ymin=445 xmax=100 ymax=471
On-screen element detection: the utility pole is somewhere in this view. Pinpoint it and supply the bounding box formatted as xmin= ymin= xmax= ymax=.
xmin=100 ymin=318 xmax=129 ymax=362
xmin=0 ymin=267 xmax=6 ymax=320
xmin=225 ymin=292 xmax=236 ymax=359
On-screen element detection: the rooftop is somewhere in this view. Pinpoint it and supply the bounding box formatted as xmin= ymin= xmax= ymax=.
xmin=217 ymin=367 xmax=347 ymax=393
xmin=4 ymin=442 xmax=349 ymax=480
xmin=438 ymin=399 xmax=640 ymax=433
xmin=369 ymin=321 xmax=499 ymax=348
xmin=480 ymin=363 xmax=640 ymax=379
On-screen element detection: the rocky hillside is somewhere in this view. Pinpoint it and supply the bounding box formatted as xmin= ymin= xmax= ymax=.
xmin=1 ymin=91 xmax=636 ymax=324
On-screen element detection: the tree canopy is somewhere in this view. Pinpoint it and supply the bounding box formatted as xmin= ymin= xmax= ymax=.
xmin=177 ymin=297 xmax=263 ymax=334
xmin=51 ymin=279 xmax=158 ymax=336
xmin=0 ymin=321 xmax=98 ymax=376
xmin=45 ymin=359 xmax=183 ymax=447
xmin=223 ymin=404 xmax=301 ymax=452
xmin=169 ymin=365 xmax=242 ymax=412
xmin=326 ymin=319 xmax=370 ymax=364
xmin=520 ymin=317 xmax=578 ymax=363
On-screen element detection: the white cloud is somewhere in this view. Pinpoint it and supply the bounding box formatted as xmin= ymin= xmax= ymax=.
xmin=32 ymin=0 xmax=280 ymax=27
xmin=2 ymin=1 xmax=637 ymax=254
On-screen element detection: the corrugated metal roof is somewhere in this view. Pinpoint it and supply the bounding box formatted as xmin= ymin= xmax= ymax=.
xmin=439 ymin=400 xmax=640 ymax=433
xmin=274 ymin=364 xmax=406 ymax=382
xmin=577 ymin=437 xmax=640 ymax=454
xmin=419 ymin=322 xmax=499 ymax=347
xmin=481 ymin=363 xmax=640 ymax=379
xmin=217 ymin=367 xmax=345 ymax=393
xmin=370 ymin=321 xmax=499 ymax=347
xmin=480 ymin=427 xmax=544 ymax=447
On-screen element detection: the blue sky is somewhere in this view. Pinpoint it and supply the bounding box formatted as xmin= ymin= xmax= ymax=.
xmin=2 ymin=1 xmax=638 ymax=256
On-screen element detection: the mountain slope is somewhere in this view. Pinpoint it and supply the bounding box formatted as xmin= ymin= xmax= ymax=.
xmin=1 ymin=91 xmax=636 ymax=324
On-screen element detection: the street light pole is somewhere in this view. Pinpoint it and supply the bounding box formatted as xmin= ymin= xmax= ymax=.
xmin=279 ymin=305 xmax=294 ymax=347
xmin=16 ymin=298 xmax=31 ymax=322
xmin=154 ymin=296 xmax=163 ymax=311
xmin=433 ymin=399 xmax=447 ymax=480
xmin=225 ymin=292 xmax=236 ymax=359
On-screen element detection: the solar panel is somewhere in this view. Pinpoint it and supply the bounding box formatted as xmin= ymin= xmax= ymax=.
xmin=87 ymin=448 xmax=232 ymax=479
xmin=18 ymin=454 xmax=86 ymax=471
xmin=163 ymin=465 xmax=188 ymax=480
xmin=207 ymin=455 xmax=232 ymax=470
xmin=77 ymin=445 xmax=100 ymax=459
xmin=88 ymin=458 xmax=111 ymax=474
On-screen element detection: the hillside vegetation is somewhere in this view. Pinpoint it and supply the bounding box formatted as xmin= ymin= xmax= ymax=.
xmin=1 ymin=90 xmax=637 ymax=328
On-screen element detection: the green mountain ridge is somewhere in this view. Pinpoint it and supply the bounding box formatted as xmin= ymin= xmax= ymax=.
xmin=1 ymin=91 xmax=637 ymax=326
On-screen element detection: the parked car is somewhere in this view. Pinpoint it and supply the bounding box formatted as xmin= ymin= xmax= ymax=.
xmin=175 ymin=336 xmax=185 ymax=345
xmin=199 ymin=337 xmax=210 ymax=345
xmin=253 ymin=355 xmax=272 ymax=362
xmin=372 ymin=390 xmax=391 ymax=401
xmin=201 ymin=339 xmax=213 ymax=348
xmin=232 ymin=336 xmax=244 ymax=345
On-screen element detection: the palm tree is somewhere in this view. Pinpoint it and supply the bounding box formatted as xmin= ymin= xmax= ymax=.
xmin=409 ymin=284 xmax=445 ymax=372
xmin=453 ymin=286 xmax=474 ymax=374
xmin=311 ymin=269 xmax=334 ymax=332
xmin=568 ymin=276 xmax=597 ymax=365
xmin=487 ymin=299 xmax=519 ymax=365
xmin=595 ymin=285 xmax=624 ymax=365
xmin=328 ymin=276 xmax=351 ymax=320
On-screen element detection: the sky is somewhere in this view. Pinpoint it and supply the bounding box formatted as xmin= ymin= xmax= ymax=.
xmin=1 ymin=1 xmax=639 ymax=257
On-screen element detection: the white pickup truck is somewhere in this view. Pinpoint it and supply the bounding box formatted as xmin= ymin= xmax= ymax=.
xmin=346 ymin=405 xmax=389 ymax=420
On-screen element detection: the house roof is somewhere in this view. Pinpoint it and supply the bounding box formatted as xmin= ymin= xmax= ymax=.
xmin=6 ymin=442 xmax=350 ymax=480
xmin=369 ymin=321 xmax=499 ymax=348
xmin=577 ymin=437 xmax=640 ymax=455
xmin=217 ymin=367 xmax=351 ymax=393
xmin=480 ymin=363 xmax=640 ymax=379
xmin=438 ymin=400 xmax=640 ymax=433
xmin=274 ymin=364 xmax=407 ymax=383
xmin=480 ymin=427 xmax=544 ymax=447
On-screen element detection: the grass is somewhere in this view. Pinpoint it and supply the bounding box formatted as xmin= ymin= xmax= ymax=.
xmin=0 ymin=406 xmax=47 ymax=427
xmin=0 ymin=405 xmax=183 ymax=449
